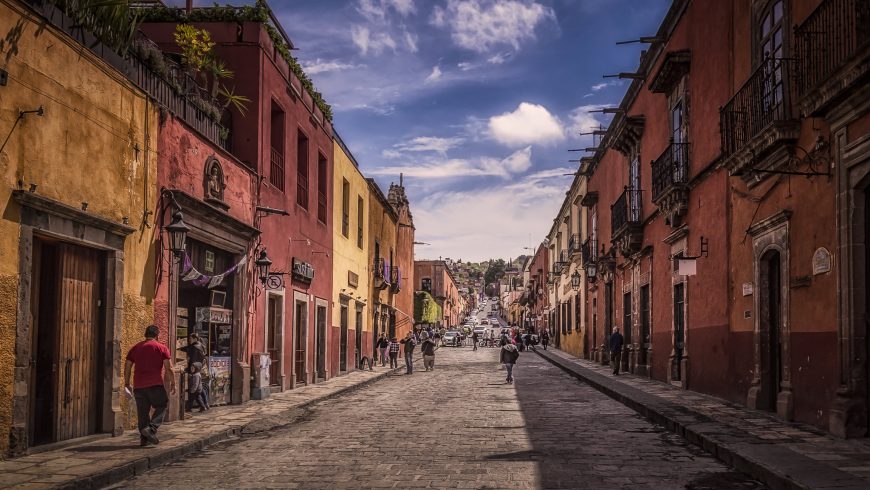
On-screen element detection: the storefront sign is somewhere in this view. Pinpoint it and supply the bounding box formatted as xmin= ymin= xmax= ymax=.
xmin=292 ymin=258 xmax=315 ymax=284
xmin=196 ymin=307 xmax=232 ymax=324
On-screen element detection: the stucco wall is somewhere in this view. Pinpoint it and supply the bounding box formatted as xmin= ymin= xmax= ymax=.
xmin=0 ymin=0 xmax=157 ymax=453
xmin=332 ymin=140 xmax=371 ymax=370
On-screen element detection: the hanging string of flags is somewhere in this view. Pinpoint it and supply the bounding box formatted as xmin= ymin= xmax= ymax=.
xmin=181 ymin=252 xmax=248 ymax=289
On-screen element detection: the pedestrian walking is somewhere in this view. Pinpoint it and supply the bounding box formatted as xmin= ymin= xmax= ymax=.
xmin=472 ymin=331 xmax=479 ymax=351
xmin=500 ymin=341 xmax=520 ymax=384
xmin=400 ymin=332 xmax=416 ymax=374
xmin=180 ymin=333 xmax=207 ymax=411
xmin=377 ymin=333 xmax=389 ymax=367
xmin=541 ymin=329 xmax=550 ymax=350
xmin=610 ymin=327 xmax=625 ymax=375
xmin=420 ymin=332 xmax=436 ymax=371
xmin=188 ymin=362 xmax=209 ymax=412
xmin=388 ymin=337 xmax=400 ymax=368
xmin=124 ymin=325 xmax=176 ymax=447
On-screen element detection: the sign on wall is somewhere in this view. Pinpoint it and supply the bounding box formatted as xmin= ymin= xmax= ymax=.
xmin=812 ymin=248 xmax=832 ymax=275
xmin=292 ymin=258 xmax=315 ymax=284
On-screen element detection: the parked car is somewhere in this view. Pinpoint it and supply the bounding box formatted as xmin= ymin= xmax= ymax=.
xmin=442 ymin=330 xmax=461 ymax=346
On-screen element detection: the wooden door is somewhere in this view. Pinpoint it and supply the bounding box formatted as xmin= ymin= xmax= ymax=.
xmin=55 ymin=243 xmax=102 ymax=442
xmin=267 ymin=295 xmax=281 ymax=386
xmin=294 ymin=301 xmax=306 ymax=384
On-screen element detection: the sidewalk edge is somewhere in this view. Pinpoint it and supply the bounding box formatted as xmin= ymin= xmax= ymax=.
xmin=58 ymin=365 xmax=403 ymax=490
xmin=534 ymin=348 xmax=867 ymax=490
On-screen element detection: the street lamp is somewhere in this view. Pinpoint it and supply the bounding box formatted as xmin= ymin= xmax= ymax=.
xmin=255 ymin=249 xmax=273 ymax=284
xmin=571 ymin=270 xmax=582 ymax=291
xmin=165 ymin=211 xmax=189 ymax=255
xmin=585 ymin=262 xmax=598 ymax=283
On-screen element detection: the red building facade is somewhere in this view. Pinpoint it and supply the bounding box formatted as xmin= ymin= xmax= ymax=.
xmin=142 ymin=13 xmax=336 ymax=396
xmin=573 ymin=0 xmax=869 ymax=435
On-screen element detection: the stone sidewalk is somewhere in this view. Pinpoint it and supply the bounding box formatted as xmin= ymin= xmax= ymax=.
xmin=536 ymin=347 xmax=870 ymax=490
xmin=0 ymin=363 xmax=406 ymax=490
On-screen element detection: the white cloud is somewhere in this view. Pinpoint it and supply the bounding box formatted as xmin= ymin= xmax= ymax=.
xmin=431 ymin=0 xmax=555 ymax=53
xmin=301 ymin=58 xmax=361 ymax=75
xmin=357 ymin=0 xmax=416 ymax=22
xmin=351 ymin=25 xmax=397 ymax=55
xmin=425 ymin=66 xmax=443 ymax=83
xmin=403 ymin=31 xmax=418 ymax=52
xmin=392 ymin=136 xmax=464 ymax=155
xmin=488 ymin=102 xmax=565 ymax=146
xmin=412 ymin=170 xmax=567 ymax=261
xmin=457 ymin=61 xmax=474 ymax=71
xmin=567 ymin=104 xmax=610 ymax=136
xmin=591 ymin=80 xmax=622 ymax=92
xmin=369 ymin=146 xmax=534 ymax=179
xmin=487 ymin=52 xmax=512 ymax=64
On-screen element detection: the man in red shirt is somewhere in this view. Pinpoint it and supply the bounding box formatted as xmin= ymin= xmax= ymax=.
xmin=124 ymin=325 xmax=176 ymax=446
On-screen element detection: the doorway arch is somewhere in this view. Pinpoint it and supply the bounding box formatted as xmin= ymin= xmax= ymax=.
xmin=747 ymin=210 xmax=793 ymax=420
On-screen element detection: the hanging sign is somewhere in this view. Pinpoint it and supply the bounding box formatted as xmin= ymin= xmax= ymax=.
xmin=292 ymin=258 xmax=315 ymax=284
xmin=196 ymin=307 xmax=232 ymax=324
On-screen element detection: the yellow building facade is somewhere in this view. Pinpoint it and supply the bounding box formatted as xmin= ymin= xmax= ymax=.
xmin=0 ymin=0 xmax=157 ymax=456
xmin=332 ymin=136 xmax=371 ymax=371
xmin=367 ymin=179 xmax=399 ymax=350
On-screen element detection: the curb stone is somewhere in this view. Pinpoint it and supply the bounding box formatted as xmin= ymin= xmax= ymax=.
xmin=534 ymin=348 xmax=869 ymax=490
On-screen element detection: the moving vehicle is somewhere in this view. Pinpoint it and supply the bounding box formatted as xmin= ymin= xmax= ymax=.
xmin=442 ymin=330 xmax=461 ymax=347
xmin=472 ymin=326 xmax=487 ymax=337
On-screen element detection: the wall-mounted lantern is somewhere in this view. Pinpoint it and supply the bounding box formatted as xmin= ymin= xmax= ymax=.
xmin=165 ymin=211 xmax=189 ymax=255
xmin=255 ymin=249 xmax=273 ymax=284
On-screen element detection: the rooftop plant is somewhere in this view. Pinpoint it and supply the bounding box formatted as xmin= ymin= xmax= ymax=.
xmin=48 ymin=0 xmax=140 ymax=55
xmin=136 ymin=0 xmax=333 ymax=121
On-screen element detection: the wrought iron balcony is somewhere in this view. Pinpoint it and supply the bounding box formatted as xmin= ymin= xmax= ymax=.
xmin=390 ymin=266 xmax=401 ymax=293
xmin=568 ymin=234 xmax=582 ymax=258
xmin=651 ymin=142 xmax=690 ymax=227
xmin=651 ymin=142 xmax=689 ymax=202
xmin=611 ymin=188 xmax=643 ymax=256
xmin=559 ymin=249 xmax=569 ymax=264
xmin=794 ymin=0 xmax=870 ymax=116
xmin=581 ymin=237 xmax=597 ymax=267
xmin=373 ymin=258 xmax=389 ymax=289
xmin=720 ymin=57 xmax=799 ymax=177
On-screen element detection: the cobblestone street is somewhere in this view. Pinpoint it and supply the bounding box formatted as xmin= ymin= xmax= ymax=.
xmin=113 ymin=347 xmax=763 ymax=489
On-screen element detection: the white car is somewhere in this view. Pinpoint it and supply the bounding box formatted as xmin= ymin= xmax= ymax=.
xmin=472 ymin=326 xmax=487 ymax=337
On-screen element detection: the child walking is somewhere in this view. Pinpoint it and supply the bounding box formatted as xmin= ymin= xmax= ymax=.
xmin=188 ymin=362 xmax=209 ymax=412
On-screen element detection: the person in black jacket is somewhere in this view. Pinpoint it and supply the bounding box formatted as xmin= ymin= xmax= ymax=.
xmin=376 ymin=334 xmax=389 ymax=367
xmin=500 ymin=342 xmax=520 ymax=384
xmin=610 ymin=327 xmax=625 ymax=375
xmin=400 ymin=332 xmax=416 ymax=374
xmin=420 ymin=332 xmax=436 ymax=371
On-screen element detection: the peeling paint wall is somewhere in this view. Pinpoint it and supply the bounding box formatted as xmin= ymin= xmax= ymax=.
xmin=0 ymin=0 xmax=157 ymax=455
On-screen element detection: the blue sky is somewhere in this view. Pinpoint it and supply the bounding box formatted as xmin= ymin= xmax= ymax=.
xmin=174 ymin=0 xmax=671 ymax=261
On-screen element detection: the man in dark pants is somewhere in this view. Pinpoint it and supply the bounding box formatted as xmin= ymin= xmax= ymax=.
xmin=610 ymin=326 xmax=624 ymax=375
xmin=124 ymin=325 xmax=176 ymax=446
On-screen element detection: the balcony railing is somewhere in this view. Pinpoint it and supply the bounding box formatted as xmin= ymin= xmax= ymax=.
xmin=720 ymin=57 xmax=796 ymax=159
xmin=568 ymin=234 xmax=582 ymax=257
xmin=611 ymin=188 xmax=643 ymax=236
xmin=795 ymin=0 xmax=869 ymax=98
xmin=269 ymin=147 xmax=284 ymax=191
xmin=129 ymin=53 xmax=231 ymax=153
xmin=390 ymin=266 xmax=401 ymax=293
xmin=317 ymin=191 xmax=327 ymax=223
xmin=581 ymin=237 xmax=597 ymax=267
xmin=651 ymin=142 xmax=689 ymax=202
xmin=374 ymin=258 xmax=389 ymax=289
